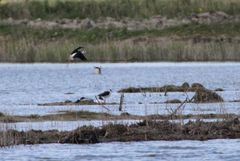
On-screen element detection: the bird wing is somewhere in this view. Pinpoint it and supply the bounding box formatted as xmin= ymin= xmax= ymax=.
xmin=98 ymin=91 xmax=110 ymax=97
xmin=71 ymin=46 xmax=83 ymax=55
xmin=76 ymin=52 xmax=87 ymax=61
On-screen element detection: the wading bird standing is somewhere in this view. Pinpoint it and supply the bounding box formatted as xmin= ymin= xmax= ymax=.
xmin=94 ymin=66 xmax=102 ymax=74
xmin=69 ymin=46 xmax=87 ymax=61
xmin=97 ymin=89 xmax=112 ymax=103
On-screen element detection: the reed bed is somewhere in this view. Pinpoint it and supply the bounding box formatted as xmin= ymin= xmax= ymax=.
xmin=1 ymin=36 xmax=240 ymax=62
xmin=0 ymin=21 xmax=240 ymax=62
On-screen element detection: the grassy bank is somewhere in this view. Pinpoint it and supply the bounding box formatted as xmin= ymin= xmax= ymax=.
xmin=0 ymin=0 xmax=240 ymax=62
xmin=0 ymin=22 xmax=240 ymax=62
xmin=1 ymin=0 xmax=240 ymax=20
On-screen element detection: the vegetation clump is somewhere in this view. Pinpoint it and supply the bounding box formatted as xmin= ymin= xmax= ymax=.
xmin=1 ymin=118 xmax=240 ymax=146
xmin=119 ymin=82 xmax=224 ymax=103
xmin=118 ymin=84 xmax=188 ymax=93
xmin=192 ymin=89 xmax=224 ymax=103
xmin=118 ymin=82 xmax=205 ymax=93
xmin=60 ymin=126 xmax=101 ymax=144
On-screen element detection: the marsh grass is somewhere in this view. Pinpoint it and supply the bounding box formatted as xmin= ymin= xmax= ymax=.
xmin=1 ymin=0 xmax=240 ymax=20
xmin=1 ymin=38 xmax=240 ymax=62
xmin=0 ymin=111 xmax=114 ymax=123
xmin=0 ymin=108 xmax=239 ymax=147
xmin=1 ymin=23 xmax=240 ymax=62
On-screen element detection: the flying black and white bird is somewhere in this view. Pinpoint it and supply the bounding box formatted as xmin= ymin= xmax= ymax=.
xmin=69 ymin=46 xmax=87 ymax=61
xmin=97 ymin=89 xmax=112 ymax=103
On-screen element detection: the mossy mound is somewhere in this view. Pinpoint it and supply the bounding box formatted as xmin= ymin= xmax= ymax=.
xmin=192 ymin=89 xmax=224 ymax=103
xmin=118 ymin=82 xmax=209 ymax=93
xmin=60 ymin=126 xmax=102 ymax=144
xmin=119 ymin=82 xmax=224 ymax=103
xmin=119 ymin=83 xmax=191 ymax=93
xmin=2 ymin=118 xmax=240 ymax=146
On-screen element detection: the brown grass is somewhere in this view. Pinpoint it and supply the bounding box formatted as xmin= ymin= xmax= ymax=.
xmin=1 ymin=118 xmax=240 ymax=146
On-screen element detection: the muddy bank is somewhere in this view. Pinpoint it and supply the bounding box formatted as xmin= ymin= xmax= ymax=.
xmin=119 ymin=82 xmax=224 ymax=103
xmin=0 ymin=110 xmax=237 ymax=123
xmin=0 ymin=111 xmax=128 ymax=123
xmin=1 ymin=11 xmax=239 ymax=30
xmin=38 ymin=100 xmax=117 ymax=106
xmin=119 ymin=82 xmax=217 ymax=93
xmin=1 ymin=118 xmax=240 ymax=146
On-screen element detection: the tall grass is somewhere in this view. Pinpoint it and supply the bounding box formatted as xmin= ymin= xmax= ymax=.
xmin=1 ymin=36 xmax=240 ymax=62
xmin=1 ymin=0 xmax=240 ymax=20
xmin=1 ymin=22 xmax=240 ymax=62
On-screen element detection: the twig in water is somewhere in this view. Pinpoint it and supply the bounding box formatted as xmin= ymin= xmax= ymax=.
xmin=95 ymin=96 xmax=110 ymax=111
xmin=119 ymin=93 xmax=124 ymax=111
xmin=169 ymin=98 xmax=188 ymax=118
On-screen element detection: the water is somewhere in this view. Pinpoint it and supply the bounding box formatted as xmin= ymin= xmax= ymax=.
xmin=1 ymin=97 xmax=240 ymax=116
xmin=1 ymin=62 xmax=240 ymax=129
xmin=1 ymin=62 xmax=240 ymax=106
xmin=0 ymin=119 xmax=141 ymax=131
xmin=1 ymin=63 xmax=240 ymax=160
xmin=1 ymin=62 xmax=240 ymax=109
xmin=1 ymin=139 xmax=240 ymax=161
xmin=0 ymin=118 xmax=224 ymax=132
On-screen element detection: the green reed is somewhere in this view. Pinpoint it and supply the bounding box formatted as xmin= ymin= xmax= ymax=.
xmin=0 ymin=22 xmax=240 ymax=62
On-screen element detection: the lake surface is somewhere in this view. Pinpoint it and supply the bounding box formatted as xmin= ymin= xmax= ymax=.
xmin=1 ymin=139 xmax=240 ymax=161
xmin=1 ymin=62 xmax=240 ymax=127
xmin=1 ymin=63 xmax=240 ymax=113
xmin=1 ymin=63 xmax=240 ymax=160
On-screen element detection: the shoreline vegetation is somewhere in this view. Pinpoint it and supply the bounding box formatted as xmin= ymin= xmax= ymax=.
xmin=0 ymin=0 xmax=240 ymax=62
xmin=1 ymin=118 xmax=240 ymax=146
xmin=0 ymin=110 xmax=239 ymax=123
xmin=0 ymin=82 xmax=239 ymax=146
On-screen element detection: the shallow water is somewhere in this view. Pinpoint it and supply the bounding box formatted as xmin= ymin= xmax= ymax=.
xmin=1 ymin=62 xmax=240 ymax=105
xmin=1 ymin=101 xmax=240 ymax=117
xmin=1 ymin=99 xmax=240 ymax=117
xmin=1 ymin=62 xmax=240 ymax=116
xmin=0 ymin=119 xmax=141 ymax=131
xmin=1 ymin=139 xmax=240 ymax=161
xmin=1 ymin=63 xmax=240 ymax=160
xmin=0 ymin=63 xmax=240 ymax=126
xmin=0 ymin=118 xmax=224 ymax=132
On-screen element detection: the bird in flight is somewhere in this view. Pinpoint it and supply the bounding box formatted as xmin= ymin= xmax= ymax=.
xmin=69 ymin=46 xmax=87 ymax=61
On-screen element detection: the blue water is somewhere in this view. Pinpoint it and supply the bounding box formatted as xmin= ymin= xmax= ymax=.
xmin=1 ymin=139 xmax=240 ymax=161
xmin=1 ymin=63 xmax=240 ymax=160
xmin=1 ymin=62 xmax=240 ymax=106
xmin=0 ymin=62 xmax=240 ymax=129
